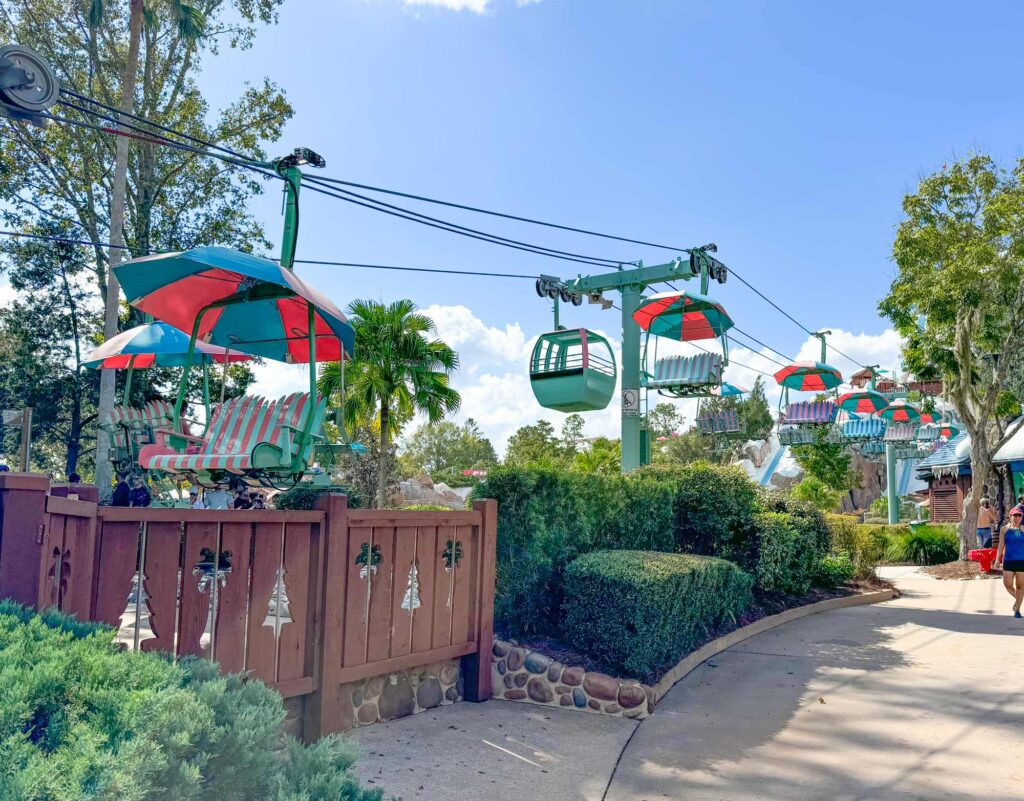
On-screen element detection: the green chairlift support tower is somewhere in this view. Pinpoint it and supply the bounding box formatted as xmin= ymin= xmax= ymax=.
xmin=538 ymin=246 xmax=728 ymax=473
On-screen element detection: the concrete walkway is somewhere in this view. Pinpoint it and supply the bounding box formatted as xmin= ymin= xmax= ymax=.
xmin=354 ymin=568 xmax=1024 ymax=800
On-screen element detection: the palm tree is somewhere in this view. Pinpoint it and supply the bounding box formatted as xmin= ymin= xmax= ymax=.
xmin=320 ymin=299 xmax=461 ymax=507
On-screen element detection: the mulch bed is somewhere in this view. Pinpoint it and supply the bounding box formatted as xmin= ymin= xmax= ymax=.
xmin=922 ymin=560 xmax=1002 ymax=581
xmin=501 ymin=577 xmax=895 ymax=685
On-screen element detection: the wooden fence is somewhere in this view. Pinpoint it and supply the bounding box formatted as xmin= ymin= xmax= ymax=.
xmin=0 ymin=474 xmax=496 ymax=740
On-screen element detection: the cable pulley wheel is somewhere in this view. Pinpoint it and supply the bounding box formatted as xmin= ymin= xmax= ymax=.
xmin=0 ymin=44 xmax=60 ymax=112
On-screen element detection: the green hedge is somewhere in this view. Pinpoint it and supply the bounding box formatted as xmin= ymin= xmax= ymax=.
xmin=473 ymin=465 xmax=834 ymax=635
xmin=562 ymin=550 xmax=753 ymax=679
xmin=827 ymin=515 xmax=887 ymax=579
xmin=0 ymin=602 xmax=381 ymax=801
xmin=471 ymin=468 xmax=675 ymax=634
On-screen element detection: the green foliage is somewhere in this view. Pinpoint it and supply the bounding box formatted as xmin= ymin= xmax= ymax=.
xmin=791 ymin=476 xmax=843 ymax=511
xmin=646 ymin=402 xmax=684 ymax=439
xmin=753 ymin=511 xmax=818 ymax=595
xmin=503 ymin=419 xmax=570 ymax=467
xmin=476 ymin=464 xmax=832 ymax=636
xmin=812 ymin=552 xmax=857 ymax=589
xmin=638 ymin=463 xmax=762 ymax=569
xmin=826 ymin=516 xmax=886 ymax=579
xmin=471 ymin=467 xmax=676 ymax=634
xmin=560 ymin=414 xmax=586 ymax=449
xmin=697 ymin=377 xmax=774 ymax=448
xmin=0 ymin=605 xmax=381 ymax=801
xmin=399 ymin=418 xmax=496 ymax=476
xmin=791 ymin=430 xmax=861 ymax=493
xmin=572 ymin=436 xmax=621 ymax=474
xmin=883 ymin=525 xmax=960 ymax=565
xmin=400 ymin=503 xmax=453 ymax=511
xmin=562 ymin=550 xmax=753 ymax=680
xmin=320 ymin=300 xmax=460 ymax=508
xmin=652 ymin=429 xmax=717 ymax=465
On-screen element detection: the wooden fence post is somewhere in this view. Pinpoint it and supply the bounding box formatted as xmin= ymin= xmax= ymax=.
xmin=305 ymin=493 xmax=351 ymax=740
xmin=463 ymin=498 xmax=497 ymax=702
xmin=0 ymin=473 xmax=51 ymax=607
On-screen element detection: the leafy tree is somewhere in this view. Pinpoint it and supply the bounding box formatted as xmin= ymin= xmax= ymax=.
xmin=318 ymin=300 xmax=460 ymax=508
xmin=0 ymin=0 xmax=292 ymax=490
xmin=561 ymin=413 xmax=585 ymax=452
xmin=400 ymin=418 xmax=497 ymax=476
xmin=653 ymin=430 xmax=715 ymax=466
xmin=573 ymin=436 xmax=621 ymax=474
xmin=0 ymin=222 xmax=101 ymax=477
xmin=791 ymin=476 xmax=842 ymax=511
xmin=741 ymin=378 xmax=774 ymax=441
xmin=791 ymin=430 xmax=861 ymax=494
xmin=647 ymin=402 xmax=684 ymax=439
xmin=504 ymin=419 xmax=569 ymax=467
xmin=879 ymin=154 xmax=1024 ymax=553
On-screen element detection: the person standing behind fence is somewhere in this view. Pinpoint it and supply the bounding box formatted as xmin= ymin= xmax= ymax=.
xmin=204 ymin=483 xmax=231 ymax=510
xmin=112 ymin=473 xmax=130 ymax=507
xmin=128 ymin=476 xmax=151 ymax=508
xmin=996 ymin=506 xmax=1024 ymax=619
xmin=977 ymin=498 xmax=998 ymax=548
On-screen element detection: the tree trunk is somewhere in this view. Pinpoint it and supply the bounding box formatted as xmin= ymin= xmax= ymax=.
xmin=377 ymin=402 xmax=390 ymax=509
xmin=95 ymin=0 xmax=144 ymax=496
xmin=962 ymin=432 xmax=995 ymax=559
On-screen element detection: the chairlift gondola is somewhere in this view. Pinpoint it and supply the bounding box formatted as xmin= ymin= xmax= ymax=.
xmin=529 ymin=328 xmax=617 ymax=412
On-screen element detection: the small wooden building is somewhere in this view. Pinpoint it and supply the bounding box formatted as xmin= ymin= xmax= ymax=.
xmin=916 ymin=434 xmax=971 ymax=523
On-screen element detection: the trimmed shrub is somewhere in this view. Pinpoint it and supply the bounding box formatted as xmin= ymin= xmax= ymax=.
xmin=472 ymin=467 xmax=676 ymax=634
xmin=637 ymin=463 xmax=761 ymax=569
xmin=826 ymin=515 xmax=886 ymax=579
xmin=753 ymin=511 xmax=817 ymax=594
xmin=813 ymin=552 xmax=857 ymax=589
xmin=883 ymin=525 xmax=959 ymax=565
xmin=562 ymin=550 xmax=753 ymax=679
xmin=0 ymin=604 xmax=381 ymax=801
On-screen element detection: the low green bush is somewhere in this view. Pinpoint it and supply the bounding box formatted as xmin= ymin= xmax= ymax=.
xmin=813 ymin=552 xmax=857 ymax=588
xmin=561 ymin=550 xmax=753 ymax=679
xmin=638 ymin=463 xmax=762 ymax=569
xmin=826 ymin=515 xmax=886 ymax=579
xmin=753 ymin=511 xmax=818 ymax=594
xmin=0 ymin=603 xmax=381 ymax=801
xmin=883 ymin=525 xmax=959 ymax=565
xmin=472 ymin=467 xmax=676 ymax=634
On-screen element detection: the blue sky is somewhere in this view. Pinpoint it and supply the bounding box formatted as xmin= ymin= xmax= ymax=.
xmin=197 ymin=0 xmax=1024 ymax=448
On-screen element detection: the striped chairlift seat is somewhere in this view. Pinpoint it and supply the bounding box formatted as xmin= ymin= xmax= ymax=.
xmin=883 ymin=423 xmax=917 ymax=442
xmin=646 ymin=353 xmax=722 ymax=397
xmin=697 ymin=409 xmax=741 ymax=435
xmin=841 ymin=417 xmax=886 ymax=441
xmin=139 ymin=392 xmax=326 ymax=478
xmin=781 ymin=401 xmax=837 ymax=426
xmin=777 ymin=426 xmax=818 ymax=445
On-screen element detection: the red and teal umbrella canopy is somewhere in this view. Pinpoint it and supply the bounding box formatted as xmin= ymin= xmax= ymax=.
xmin=773 ymin=361 xmax=843 ymax=392
xmin=113 ymin=246 xmax=355 ymax=363
xmin=632 ymin=290 xmax=734 ymax=341
xmin=940 ymin=425 xmax=960 ymax=439
xmin=879 ymin=399 xmax=921 ymax=424
xmin=918 ymin=412 xmax=935 ymax=424
xmin=83 ymin=322 xmax=253 ymax=369
xmin=836 ymin=389 xmax=888 ymax=414
xmin=711 ymin=382 xmax=748 ymax=397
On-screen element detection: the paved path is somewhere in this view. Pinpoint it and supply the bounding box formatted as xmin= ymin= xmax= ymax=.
xmin=354 ymin=568 xmax=1024 ymax=800
xmin=607 ymin=567 xmax=1024 ymax=801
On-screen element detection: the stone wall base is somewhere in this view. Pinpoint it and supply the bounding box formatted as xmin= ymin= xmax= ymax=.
xmin=345 ymin=659 xmax=463 ymax=729
xmin=491 ymin=640 xmax=653 ymax=719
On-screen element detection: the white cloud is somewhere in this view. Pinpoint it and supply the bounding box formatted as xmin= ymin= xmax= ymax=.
xmin=403 ymin=0 xmax=492 ymax=12
xmin=395 ymin=0 xmax=540 ymax=13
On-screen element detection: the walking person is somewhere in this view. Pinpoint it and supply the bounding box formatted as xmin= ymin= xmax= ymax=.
xmin=995 ymin=506 xmax=1024 ymax=618
xmin=977 ymin=498 xmax=998 ymax=548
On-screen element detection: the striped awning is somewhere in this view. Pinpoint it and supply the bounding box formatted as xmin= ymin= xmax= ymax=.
xmin=782 ymin=401 xmax=837 ymax=425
